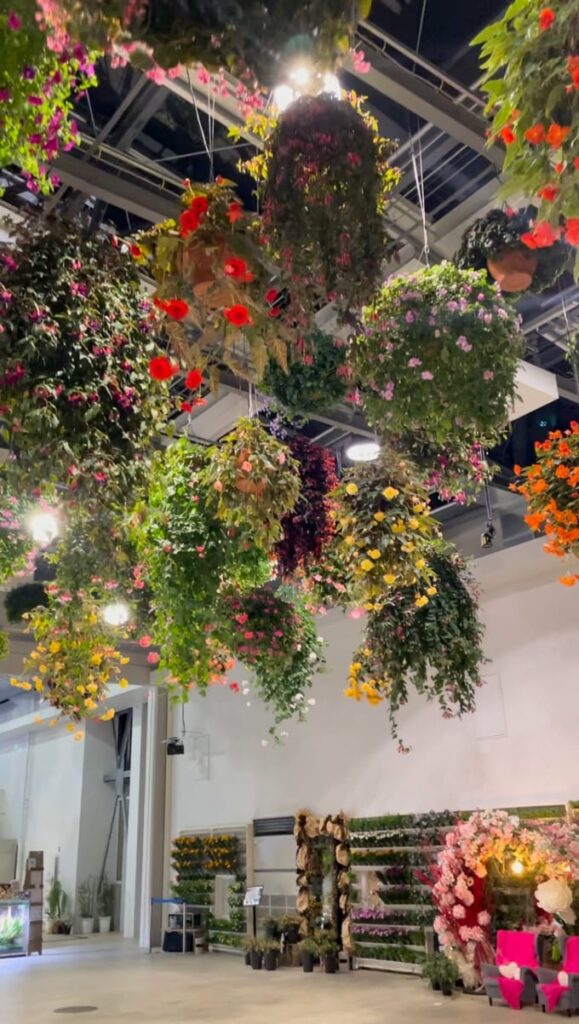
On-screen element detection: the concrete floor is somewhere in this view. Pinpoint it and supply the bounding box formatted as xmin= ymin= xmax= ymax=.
xmin=0 ymin=936 xmax=516 ymax=1023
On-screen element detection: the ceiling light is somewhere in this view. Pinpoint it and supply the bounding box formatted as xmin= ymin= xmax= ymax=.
xmin=272 ymin=84 xmax=296 ymax=112
xmin=322 ymin=72 xmax=341 ymax=99
xmin=289 ymin=65 xmax=311 ymax=87
xmin=346 ymin=441 xmax=380 ymax=463
xmin=28 ymin=510 xmax=59 ymax=547
xmin=102 ymin=600 xmax=131 ymax=628
xmin=511 ymin=860 xmax=525 ymax=877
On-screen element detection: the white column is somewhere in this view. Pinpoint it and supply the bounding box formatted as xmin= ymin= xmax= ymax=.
xmin=123 ymin=703 xmax=145 ymax=938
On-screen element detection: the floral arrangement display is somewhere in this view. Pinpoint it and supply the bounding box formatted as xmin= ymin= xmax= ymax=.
xmin=133 ymin=438 xmax=270 ymax=701
xmin=10 ymin=592 xmax=128 ymax=726
xmin=429 ymin=809 xmax=579 ymax=986
xmin=220 ymin=587 xmax=303 ymax=666
xmin=200 ymin=417 xmax=301 ymax=550
xmin=0 ymin=220 xmax=171 ymax=501
xmin=473 ymin=0 xmax=579 ymax=259
xmin=511 ymin=420 xmax=579 ymax=585
xmin=261 ymin=329 xmax=350 ymax=416
xmin=132 ymin=179 xmax=293 ymax=383
xmin=171 ymin=832 xmax=239 ymax=883
xmin=352 ymin=263 xmax=524 ymax=445
xmin=455 ymin=207 xmax=571 ymax=293
xmin=0 ymin=3 xmax=96 ymax=194
xmin=275 ymin=437 xmax=338 ymax=578
xmin=297 ymin=541 xmax=354 ymax=613
xmin=242 ymin=92 xmax=401 ymax=315
xmin=294 ymin=810 xmax=352 ymax=953
xmin=396 ymin=432 xmax=492 ymax=505
xmin=344 ymin=549 xmax=486 ymax=745
xmin=37 ymin=0 xmax=367 ymax=87
xmin=327 ymin=452 xmax=440 ymax=604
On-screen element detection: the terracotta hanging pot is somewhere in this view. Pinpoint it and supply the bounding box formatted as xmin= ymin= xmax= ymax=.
xmin=486 ymin=246 xmax=538 ymax=292
xmin=234 ymin=450 xmax=267 ymax=497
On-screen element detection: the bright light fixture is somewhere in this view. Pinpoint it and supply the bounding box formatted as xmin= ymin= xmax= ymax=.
xmin=102 ymin=600 xmax=131 ymax=628
xmin=28 ymin=510 xmax=59 ymax=547
xmin=511 ymin=860 xmax=525 ymax=877
xmin=322 ymin=72 xmax=341 ymax=99
xmin=346 ymin=441 xmax=380 ymax=463
xmin=272 ymin=84 xmax=296 ymax=112
xmin=289 ymin=65 xmax=311 ymax=87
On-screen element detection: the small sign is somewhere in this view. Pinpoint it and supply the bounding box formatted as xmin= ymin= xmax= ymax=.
xmin=243 ymin=885 xmax=263 ymax=907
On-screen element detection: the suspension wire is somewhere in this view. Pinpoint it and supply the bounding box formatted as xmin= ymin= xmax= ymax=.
xmin=410 ymin=0 xmax=431 ymax=265
xmin=185 ymin=67 xmax=213 ymax=176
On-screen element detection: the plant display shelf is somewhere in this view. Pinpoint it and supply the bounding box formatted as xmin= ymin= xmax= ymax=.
xmin=353 ymin=956 xmax=424 ymax=975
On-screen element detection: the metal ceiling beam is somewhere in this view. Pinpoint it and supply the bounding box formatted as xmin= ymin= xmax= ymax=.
xmin=52 ymin=153 xmax=178 ymax=222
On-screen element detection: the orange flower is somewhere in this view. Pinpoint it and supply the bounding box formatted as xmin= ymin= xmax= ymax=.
xmin=556 ymin=465 xmax=571 ymax=479
xmin=560 ymin=575 xmax=578 ymax=587
xmin=538 ymin=7 xmax=555 ymax=30
xmin=525 ymin=512 xmax=544 ymax=531
xmin=545 ymin=124 xmax=571 ymax=148
xmin=524 ymin=124 xmax=545 ymax=145
xmin=500 ymin=126 xmax=516 ymax=145
xmin=538 ymin=184 xmax=559 ymax=202
xmin=531 ymin=479 xmax=549 ymax=494
xmin=513 ymin=464 xmax=522 ymax=475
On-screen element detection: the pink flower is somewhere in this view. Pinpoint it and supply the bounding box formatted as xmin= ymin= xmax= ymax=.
xmin=240 ymin=460 xmax=252 ymax=473
xmin=197 ymin=66 xmax=212 ymax=85
xmin=235 ymin=613 xmax=248 ymax=625
xmin=244 ymin=631 xmax=254 ymax=639
xmin=350 ymin=48 xmax=371 ymax=74
xmin=483 ymin=370 xmax=494 ymax=380
xmin=139 ymin=635 xmax=152 ymax=648
xmin=147 ymin=652 xmax=160 ymax=666
xmin=348 ymin=607 xmax=365 ymax=620
xmin=478 ymin=911 xmax=491 ymax=926
xmin=229 ymin=682 xmax=240 ymax=693
xmin=213 ymin=480 xmax=223 ymax=492
xmin=7 ymin=11 xmax=22 ymax=29
xmin=452 ymin=904 xmax=466 ymax=919
xmin=421 ymin=370 xmax=434 ymax=380
xmin=408 ymin=357 xmax=422 ymax=368
xmin=146 ymin=66 xmax=166 ymax=84
xmin=456 ymin=335 xmax=472 ymax=352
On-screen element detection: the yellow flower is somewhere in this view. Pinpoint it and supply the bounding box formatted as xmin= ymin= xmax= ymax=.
xmin=86 ymin=682 xmax=98 ymax=694
xmin=345 ymin=535 xmax=356 ymax=546
xmin=33 ymin=715 xmax=43 ymax=724
xmin=73 ymin=731 xmax=84 ymax=742
xmin=415 ymin=595 xmax=429 ymax=608
xmin=368 ymin=549 xmax=381 ymax=560
xmin=88 ymin=614 xmax=98 ymax=625
xmin=345 ymin=483 xmax=358 ymax=496
xmin=100 ymin=708 xmax=115 ymax=722
xmin=401 ymin=542 xmax=415 ymax=552
xmin=120 ymin=657 xmax=130 ymax=665
xmin=382 ymin=486 xmax=399 ymax=501
xmin=34 ymin=680 xmax=44 ymax=693
xmin=29 ymin=651 xmax=39 ymax=660
xmin=66 ymin=723 xmax=75 ymax=733
xmin=49 ymin=641 xmax=61 ymax=654
xmin=373 ymin=511 xmax=385 ymax=522
xmin=408 ymin=518 xmax=419 ymax=529
xmin=351 ymin=662 xmax=362 ymax=673
xmin=119 ymin=678 xmax=129 ymax=689
xmin=415 ymin=558 xmax=426 ymax=570
xmin=383 ymin=573 xmax=396 ymax=585
xmin=360 ymin=559 xmax=374 ymax=572
xmin=76 ymin=684 xmax=86 ymax=695
xmin=391 ymin=521 xmax=405 ymax=534
xmin=49 ymin=718 xmax=58 ymax=728
xmin=84 ymin=698 xmax=97 ymax=710
xmin=426 ymin=586 xmax=438 ymax=597
xmin=38 ymin=664 xmax=47 ymax=674
xmin=90 ymin=653 xmax=102 ymax=666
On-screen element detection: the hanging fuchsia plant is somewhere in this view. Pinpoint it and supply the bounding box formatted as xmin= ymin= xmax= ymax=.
xmin=275 ymin=437 xmax=338 ymax=578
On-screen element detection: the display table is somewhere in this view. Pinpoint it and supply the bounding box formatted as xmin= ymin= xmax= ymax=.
xmin=0 ymin=898 xmax=30 ymax=958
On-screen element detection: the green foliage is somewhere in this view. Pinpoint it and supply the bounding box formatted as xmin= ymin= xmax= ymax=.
xmin=353 ymin=263 xmax=524 ymax=445
xmin=77 ymin=878 xmax=95 ymax=918
xmin=261 ymin=329 xmax=349 ymax=416
xmin=171 ymin=882 xmax=214 ymax=905
xmin=0 ymin=3 xmax=97 ymax=194
xmin=0 ymin=220 xmax=171 ymax=502
xmin=0 ymin=916 xmax=24 ymax=946
xmin=423 ymin=952 xmax=459 ymax=985
xmin=473 ymin=0 xmax=579 ymax=226
xmin=350 ymin=812 xmax=456 ymax=832
xmin=455 ymin=208 xmax=570 ymax=292
xmin=0 ymin=632 xmax=7 ymax=662
xmin=299 ymin=936 xmax=320 ymax=955
xmin=96 ymin=875 xmax=114 ymax=917
xmin=0 ymin=488 xmax=33 ymax=585
xmin=46 ymin=878 xmax=67 ymax=920
xmin=354 ymin=942 xmax=426 ymax=963
xmin=4 ymin=583 xmax=48 ymax=623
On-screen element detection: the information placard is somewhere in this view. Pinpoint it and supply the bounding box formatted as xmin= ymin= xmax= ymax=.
xmin=243 ymin=885 xmax=264 ymax=907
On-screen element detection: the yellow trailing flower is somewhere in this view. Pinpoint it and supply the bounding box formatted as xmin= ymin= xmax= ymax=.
xmin=383 ymin=486 xmax=399 ymax=500
xmin=408 ymin=518 xmax=419 ymax=529
xmin=415 ymin=558 xmax=426 ymax=570
xmin=345 ymin=483 xmax=358 ymax=495
xmin=90 ymin=653 xmax=102 ymax=666
xmin=84 ymin=698 xmax=97 ymax=710
xmin=345 ymin=535 xmax=356 ymax=546
xmin=383 ymin=573 xmax=396 ymax=585
xmin=66 ymin=723 xmax=75 ymax=733
xmin=34 ymin=680 xmax=44 ymax=693
xmin=49 ymin=642 xmax=61 ymax=654
xmin=73 ymin=731 xmax=84 ymax=742
xmin=86 ymin=682 xmax=98 ymax=694
xmin=426 ymin=586 xmax=438 ymax=596
xmin=415 ymin=595 xmax=429 ymax=608
xmin=76 ymin=684 xmax=86 ymax=694
xmin=119 ymin=678 xmax=129 ymax=689
xmin=391 ymin=521 xmax=405 ymax=534
xmin=373 ymin=511 xmax=385 ymax=522
xmin=360 ymin=559 xmax=374 ymax=572
xmin=100 ymin=708 xmax=115 ymax=722
xmin=368 ymin=549 xmax=381 ymax=560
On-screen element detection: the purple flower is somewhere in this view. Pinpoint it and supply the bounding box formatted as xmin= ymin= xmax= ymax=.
xmin=407 ymin=357 xmax=422 ymax=368
xmin=404 ymin=310 xmax=415 ymax=323
xmin=22 ymin=66 xmax=36 ymax=80
xmin=0 ymin=89 xmax=10 ymax=102
xmin=28 ymin=133 xmax=43 ymax=145
xmin=446 ymin=300 xmax=459 ymax=312
xmin=421 ymin=371 xmax=434 ymax=381
xmin=7 ymin=11 xmax=22 ymax=30
xmin=27 ymin=96 xmax=43 ymax=106
xmin=456 ymin=335 xmax=472 ymax=352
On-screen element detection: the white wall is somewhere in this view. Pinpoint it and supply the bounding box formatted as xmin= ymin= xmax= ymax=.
xmin=169 ymin=537 xmax=579 ymax=838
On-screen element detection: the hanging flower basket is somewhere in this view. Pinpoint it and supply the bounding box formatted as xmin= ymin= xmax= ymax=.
xmin=243 ymin=92 xmax=401 ymax=314
xmin=328 ymin=452 xmax=441 ymax=603
xmin=275 ymin=436 xmax=338 ymax=578
xmin=38 ymin=0 xmax=368 ymax=86
xmin=133 ymin=179 xmax=292 ymax=384
xmin=0 ymin=220 xmax=171 ymax=501
xmin=395 ymin=431 xmax=493 ymax=505
xmin=12 ymin=593 xmax=129 ymax=726
xmin=352 ymin=263 xmax=524 ymax=446
xmin=200 ymin=417 xmax=301 ymax=550
xmin=0 ymin=9 xmax=96 ymax=194
xmin=344 ymin=550 xmax=486 ymax=746
xmin=261 ymin=329 xmax=350 ymax=416
xmin=455 ymin=208 xmax=570 ymax=293
xmin=511 ymin=420 xmax=579 ymax=585
xmin=0 ymin=489 xmax=35 ymax=586
xmin=473 ymin=0 xmax=579 ymax=259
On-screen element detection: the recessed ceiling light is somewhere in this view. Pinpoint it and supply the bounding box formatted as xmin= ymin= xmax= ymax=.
xmin=346 ymin=441 xmax=380 ymax=463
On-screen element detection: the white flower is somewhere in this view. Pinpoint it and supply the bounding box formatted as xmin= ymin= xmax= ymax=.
xmin=307 ymin=698 xmax=316 ymax=706
xmin=261 ymin=739 xmax=269 ymax=748
xmin=535 ymin=879 xmax=576 ymax=924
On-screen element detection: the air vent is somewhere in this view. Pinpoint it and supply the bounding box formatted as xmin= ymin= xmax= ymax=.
xmin=253 ymin=817 xmax=294 ymax=837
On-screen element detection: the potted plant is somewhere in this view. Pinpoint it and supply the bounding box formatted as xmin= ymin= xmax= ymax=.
xmin=299 ymin=936 xmax=319 ymax=973
xmin=77 ymin=878 xmax=95 ymax=935
xmin=422 ymin=953 xmax=443 ymax=991
xmin=455 ymin=208 xmax=570 ymax=293
xmin=437 ymin=954 xmax=459 ymax=997
xmin=243 ymin=936 xmax=255 ymax=966
xmin=46 ymin=878 xmax=68 ymax=934
xmin=0 ymin=916 xmax=24 ymax=948
xmin=280 ymin=915 xmax=301 ymax=945
xmin=263 ymin=917 xmax=279 ymax=941
xmin=243 ymin=93 xmax=400 ymax=316
xmin=96 ymin=875 xmax=114 ymax=933
xmin=251 ymin=939 xmax=264 ymax=970
xmin=318 ymin=936 xmax=339 ymax=974
xmin=261 ymin=329 xmax=350 ymax=416
xmin=473 ymin=0 xmax=579 ymax=250
xmin=353 ymin=262 xmax=524 ymax=447
xmin=274 ymin=437 xmax=338 ymax=578
xmin=263 ymin=938 xmax=280 ymax=971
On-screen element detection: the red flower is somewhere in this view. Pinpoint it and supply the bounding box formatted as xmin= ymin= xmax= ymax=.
xmin=568 ymin=56 xmax=579 ymax=88
xmin=537 ymin=184 xmax=559 ymax=202
xmin=499 ymin=126 xmax=516 ymax=145
xmin=520 ymin=221 xmax=560 ymax=248
xmin=185 ymin=368 xmax=203 ymax=390
xmin=227 ymin=201 xmax=243 ymax=223
xmin=130 ymin=243 xmax=142 ymax=259
xmin=575 ymin=157 xmax=579 ymax=170
xmin=565 ymin=219 xmax=579 ymax=245
xmin=554 ymin=162 xmax=565 ymax=174
xmin=223 ymin=256 xmax=249 ymax=279
xmin=524 ymin=124 xmax=545 ymax=145
xmin=538 ymin=7 xmax=555 ymax=30
xmin=179 ymin=195 xmax=209 ymax=237
xmin=149 ymin=356 xmax=178 ymax=381
xmin=153 ymin=296 xmax=189 ymax=320
xmin=224 ymin=304 xmax=253 ymax=327
xmin=545 ymin=123 xmax=571 ymax=148
xmin=265 ymin=288 xmax=280 ymax=304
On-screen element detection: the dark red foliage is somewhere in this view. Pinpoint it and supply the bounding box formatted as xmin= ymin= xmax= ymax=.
xmin=275 ymin=437 xmax=338 ymax=578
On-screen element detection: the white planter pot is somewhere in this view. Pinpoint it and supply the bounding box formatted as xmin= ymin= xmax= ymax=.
xmin=80 ymin=917 xmax=94 ymax=935
xmin=98 ymin=916 xmax=111 ymax=934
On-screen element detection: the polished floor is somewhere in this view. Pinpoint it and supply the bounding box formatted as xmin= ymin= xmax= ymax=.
xmin=0 ymin=936 xmax=515 ymax=1023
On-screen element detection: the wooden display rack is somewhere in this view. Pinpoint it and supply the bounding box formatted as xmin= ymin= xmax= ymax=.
xmin=23 ymin=851 xmax=43 ymax=955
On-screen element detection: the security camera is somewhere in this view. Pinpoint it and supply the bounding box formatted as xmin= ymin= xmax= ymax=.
xmin=480 ymin=523 xmax=496 ymax=549
xmin=166 ymin=736 xmax=185 ymax=756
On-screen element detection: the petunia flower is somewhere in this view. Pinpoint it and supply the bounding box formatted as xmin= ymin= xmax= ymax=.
xmin=224 ymin=304 xmax=253 ymax=327
xmin=179 ymin=195 xmax=209 ymax=236
xmin=185 ymin=368 xmax=203 ymax=390
xmin=153 ymin=297 xmax=189 ymax=320
xmin=223 ymin=255 xmax=249 ymax=279
xmin=148 ymin=356 xmax=178 ymax=381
